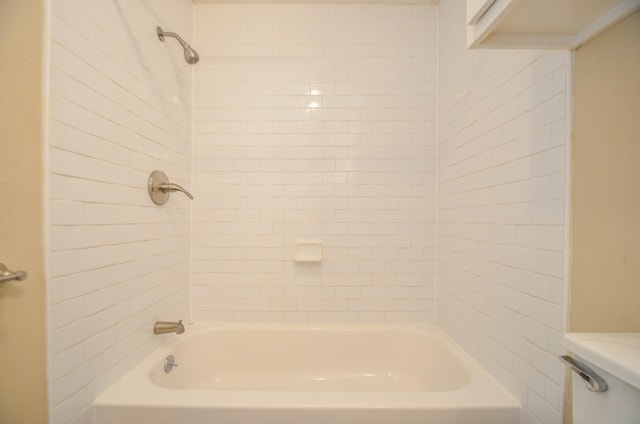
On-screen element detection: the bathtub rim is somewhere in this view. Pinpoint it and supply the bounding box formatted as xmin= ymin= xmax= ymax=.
xmin=94 ymin=323 xmax=520 ymax=412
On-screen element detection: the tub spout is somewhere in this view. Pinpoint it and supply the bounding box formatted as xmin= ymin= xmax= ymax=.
xmin=154 ymin=320 xmax=185 ymax=335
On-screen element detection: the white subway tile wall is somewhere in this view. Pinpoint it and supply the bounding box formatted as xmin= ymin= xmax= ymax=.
xmin=49 ymin=1 xmax=192 ymax=423
xmin=192 ymin=4 xmax=438 ymax=324
xmin=45 ymin=1 xmax=573 ymax=423
xmin=436 ymin=2 xmax=568 ymax=424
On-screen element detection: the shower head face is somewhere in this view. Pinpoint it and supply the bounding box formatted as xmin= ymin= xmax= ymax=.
xmin=184 ymin=46 xmax=199 ymax=64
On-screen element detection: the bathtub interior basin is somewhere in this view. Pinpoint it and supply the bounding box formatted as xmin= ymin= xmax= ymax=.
xmin=151 ymin=326 xmax=469 ymax=392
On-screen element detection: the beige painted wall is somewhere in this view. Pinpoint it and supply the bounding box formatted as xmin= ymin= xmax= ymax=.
xmin=0 ymin=0 xmax=48 ymax=423
xmin=571 ymin=10 xmax=640 ymax=331
xmin=566 ymin=11 xmax=640 ymax=424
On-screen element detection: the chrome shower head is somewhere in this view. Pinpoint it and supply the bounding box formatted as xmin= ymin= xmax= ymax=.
xmin=157 ymin=26 xmax=199 ymax=65
xmin=183 ymin=45 xmax=200 ymax=65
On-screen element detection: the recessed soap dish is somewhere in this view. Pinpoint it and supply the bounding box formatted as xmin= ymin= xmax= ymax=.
xmin=293 ymin=240 xmax=322 ymax=262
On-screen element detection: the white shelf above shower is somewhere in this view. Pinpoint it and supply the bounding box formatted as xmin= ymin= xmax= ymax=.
xmin=467 ymin=0 xmax=640 ymax=49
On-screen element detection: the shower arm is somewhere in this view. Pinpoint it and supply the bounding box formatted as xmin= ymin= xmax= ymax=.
xmin=157 ymin=27 xmax=189 ymax=49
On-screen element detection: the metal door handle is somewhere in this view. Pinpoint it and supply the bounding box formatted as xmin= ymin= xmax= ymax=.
xmin=0 ymin=263 xmax=28 ymax=284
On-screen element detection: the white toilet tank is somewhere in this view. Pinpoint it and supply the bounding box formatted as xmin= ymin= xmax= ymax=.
xmin=562 ymin=333 xmax=640 ymax=424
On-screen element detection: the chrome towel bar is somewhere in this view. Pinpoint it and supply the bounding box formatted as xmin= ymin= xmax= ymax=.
xmin=559 ymin=354 xmax=608 ymax=392
xmin=0 ymin=263 xmax=28 ymax=284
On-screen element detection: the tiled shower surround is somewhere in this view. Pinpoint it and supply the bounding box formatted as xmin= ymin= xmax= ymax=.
xmin=191 ymin=4 xmax=438 ymax=323
xmin=437 ymin=3 xmax=568 ymax=424
xmin=49 ymin=0 xmax=192 ymax=422
xmin=47 ymin=0 xmax=568 ymax=423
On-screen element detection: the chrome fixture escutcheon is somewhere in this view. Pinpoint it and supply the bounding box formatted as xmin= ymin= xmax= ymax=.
xmin=148 ymin=170 xmax=194 ymax=205
xmin=164 ymin=354 xmax=178 ymax=373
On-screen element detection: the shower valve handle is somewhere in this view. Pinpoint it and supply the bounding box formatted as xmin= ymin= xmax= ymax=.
xmin=148 ymin=170 xmax=194 ymax=205
xmin=159 ymin=183 xmax=194 ymax=199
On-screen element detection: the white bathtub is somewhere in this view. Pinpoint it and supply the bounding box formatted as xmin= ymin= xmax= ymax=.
xmin=93 ymin=324 xmax=520 ymax=424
